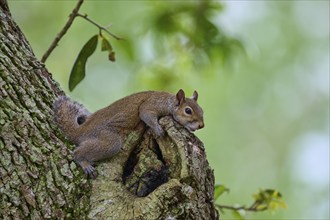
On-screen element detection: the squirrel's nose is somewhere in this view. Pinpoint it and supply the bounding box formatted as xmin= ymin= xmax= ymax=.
xmin=199 ymin=122 xmax=204 ymax=129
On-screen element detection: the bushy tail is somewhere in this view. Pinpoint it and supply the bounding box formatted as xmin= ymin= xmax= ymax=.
xmin=53 ymin=96 xmax=90 ymax=143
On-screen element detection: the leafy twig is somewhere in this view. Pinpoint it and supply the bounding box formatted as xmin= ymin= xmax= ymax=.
xmin=76 ymin=13 xmax=123 ymax=40
xmin=215 ymin=203 xmax=266 ymax=212
xmin=41 ymin=0 xmax=84 ymax=63
xmin=214 ymin=188 xmax=286 ymax=218
xmin=41 ymin=0 xmax=122 ymax=63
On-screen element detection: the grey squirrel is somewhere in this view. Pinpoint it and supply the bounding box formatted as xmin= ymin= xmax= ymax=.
xmin=53 ymin=89 xmax=204 ymax=178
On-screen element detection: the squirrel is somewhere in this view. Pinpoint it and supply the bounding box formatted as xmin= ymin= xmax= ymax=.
xmin=53 ymin=89 xmax=204 ymax=178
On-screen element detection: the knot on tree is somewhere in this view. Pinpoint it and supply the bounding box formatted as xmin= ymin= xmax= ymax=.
xmin=89 ymin=116 xmax=218 ymax=220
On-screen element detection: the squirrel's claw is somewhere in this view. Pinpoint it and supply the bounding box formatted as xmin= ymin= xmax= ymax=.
xmin=84 ymin=165 xmax=97 ymax=179
xmin=79 ymin=160 xmax=97 ymax=179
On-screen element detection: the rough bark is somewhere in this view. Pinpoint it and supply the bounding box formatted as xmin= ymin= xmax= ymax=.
xmin=0 ymin=1 xmax=91 ymax=219
xmin=0 ymin=1 xmax=218 ymax=219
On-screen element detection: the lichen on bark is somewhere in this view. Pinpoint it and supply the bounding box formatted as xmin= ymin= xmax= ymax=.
xmin=89 ymin=117 xmax=218 ymax=220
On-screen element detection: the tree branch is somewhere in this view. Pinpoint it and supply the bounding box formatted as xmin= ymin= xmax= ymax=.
xmin=76 ymin=13 xmax=123 ymax=40
xmin=41 ymin=0 xmax=84 ymax=63
xmin=215 ymin=203 xmax=266 ymax=212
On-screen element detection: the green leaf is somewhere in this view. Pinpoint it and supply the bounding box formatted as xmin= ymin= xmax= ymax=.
xmin=69 ymin=35 xmax=98 ymax=91
xmin=252 ymin=189 xmax=287 ymax=212
xmin=100 ymin=37 xmax=116 ymax=62
xmin=214 ymin=184 xmax=229 ymax=201
xmin=101 ymin=37 xmax=113 ymax=52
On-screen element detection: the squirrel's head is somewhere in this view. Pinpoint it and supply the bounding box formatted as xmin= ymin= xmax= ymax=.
xmin=173 ymin=89 xmax=204 ymax=132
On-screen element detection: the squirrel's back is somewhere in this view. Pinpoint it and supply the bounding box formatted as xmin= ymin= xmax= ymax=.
xmin=53 ymin=96 xmax=91 ymax=143
xmin=53 ymin=90 xmax=203 ymax=144
xmin=81 ymin=91 xmax=172 ymax=130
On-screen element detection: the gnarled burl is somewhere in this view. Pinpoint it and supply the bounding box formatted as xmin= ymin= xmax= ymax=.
xmin=89 ymin=117 xmax=218 ymax=220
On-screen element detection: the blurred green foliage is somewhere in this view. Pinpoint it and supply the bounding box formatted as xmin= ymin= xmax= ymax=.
xmin=9 ymin=1 xmax=329 ymax=219
xmin=146 ymin=1 xmax=244 ymax=63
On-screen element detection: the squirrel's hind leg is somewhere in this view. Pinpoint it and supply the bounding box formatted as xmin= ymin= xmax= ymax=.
xmin=73 ymin=131 xmax=123 ymax=178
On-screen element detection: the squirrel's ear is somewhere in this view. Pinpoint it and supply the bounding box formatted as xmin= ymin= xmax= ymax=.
xmin=176 ymin=89 xmax=185 ymax=105
xmin=192 ymin=90 xmax=198 ymax=101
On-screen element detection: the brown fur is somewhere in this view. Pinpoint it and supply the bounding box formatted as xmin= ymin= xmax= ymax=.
xmin=53 ymin=89 xmax=204 ymax=178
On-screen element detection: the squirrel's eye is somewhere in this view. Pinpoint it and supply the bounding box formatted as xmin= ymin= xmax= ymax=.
xmin=185 ymin=107 xmax=192 ymax=115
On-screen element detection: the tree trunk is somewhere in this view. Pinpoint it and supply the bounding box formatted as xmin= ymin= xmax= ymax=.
xmin=0 ymin=1 xmax=91 ymax=219
xmin=0 ymin=1 xmax=218 ymax=219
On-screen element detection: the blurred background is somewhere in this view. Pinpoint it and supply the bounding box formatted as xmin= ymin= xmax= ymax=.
xmin=9 ymin=1 xmax=329 ymax=219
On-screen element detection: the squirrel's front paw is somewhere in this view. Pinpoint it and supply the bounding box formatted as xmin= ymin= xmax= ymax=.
xmin=79 ymin=161 xmax=97 ymax=179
